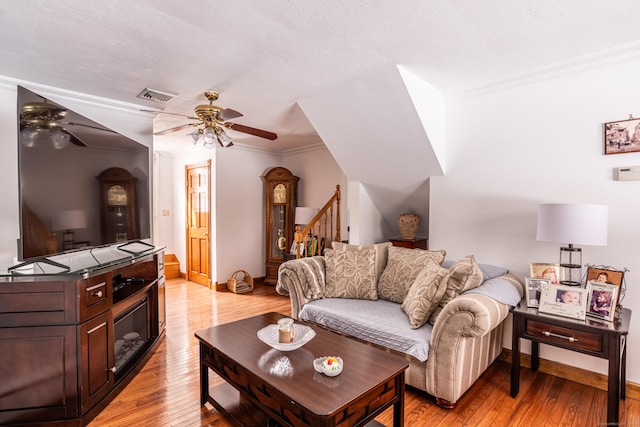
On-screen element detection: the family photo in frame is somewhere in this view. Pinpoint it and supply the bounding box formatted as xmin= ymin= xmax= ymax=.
xmin=525 ymin=277 xmax=550 ymax=308
xmin=530 ymin=262 xmax=560 ymax=284
xmin=538 ymin=283 xmax=588 ymax=320
xmin=586 ymin=281 xmax=618 ymax=321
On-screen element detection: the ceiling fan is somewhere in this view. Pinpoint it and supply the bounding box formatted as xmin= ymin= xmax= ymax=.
xmin=19 ymin=99 xmax=113 ymax=149
xmin=152 ymin=91 xmax=277 ymax=148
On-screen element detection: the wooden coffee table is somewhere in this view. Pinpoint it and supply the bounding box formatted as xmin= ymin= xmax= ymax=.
xmin=195 ymin=312 xmax=409 ymax=427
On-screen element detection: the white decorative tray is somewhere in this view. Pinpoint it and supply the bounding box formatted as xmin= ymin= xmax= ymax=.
xmin=257 ymin=323 xmax=316 ymax=351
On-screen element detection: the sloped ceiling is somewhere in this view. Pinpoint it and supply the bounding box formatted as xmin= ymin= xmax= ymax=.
xmin=299 ymin=65 xmax=444 ymax=235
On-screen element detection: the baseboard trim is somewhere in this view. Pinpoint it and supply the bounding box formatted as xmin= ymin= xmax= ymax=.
xmin=499 ymin=349 xmax=640 ymax=400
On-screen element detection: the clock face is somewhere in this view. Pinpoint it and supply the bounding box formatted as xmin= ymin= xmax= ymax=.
xmin=273 ymin=184 xmax=286 ymax=204
xmin=107 ymin=185 xmax=128 ymax=205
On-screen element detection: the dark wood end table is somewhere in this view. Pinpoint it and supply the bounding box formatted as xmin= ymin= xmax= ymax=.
xmin=510 ymin=302 xmax=631 ymax=425
xmin=196 ymin=312 xmax=409 ymax=426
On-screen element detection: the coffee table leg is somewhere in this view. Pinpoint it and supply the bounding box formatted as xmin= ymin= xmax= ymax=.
xmin=393 ymin=372 xmax=405 ymax=427
xmin=200 ymin=342 xmax=209 ymax=406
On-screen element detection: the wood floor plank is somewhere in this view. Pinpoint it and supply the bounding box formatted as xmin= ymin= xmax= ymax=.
xmin=88 ymin=278 xmax=637 ymax=427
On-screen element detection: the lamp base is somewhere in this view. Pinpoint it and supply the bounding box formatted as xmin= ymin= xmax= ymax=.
xmin=559 ymin=245 xmax=582 ymax=286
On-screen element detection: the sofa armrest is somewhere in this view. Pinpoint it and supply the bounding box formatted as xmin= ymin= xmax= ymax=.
xmin=426 ymin=291 xmax=512 ymax=404
xmin=275 ymin=257 xmax=326 ymax=319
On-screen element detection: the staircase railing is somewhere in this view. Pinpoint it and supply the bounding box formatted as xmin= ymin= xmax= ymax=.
xmin=294 ymin=185 xmax=341 ymax=259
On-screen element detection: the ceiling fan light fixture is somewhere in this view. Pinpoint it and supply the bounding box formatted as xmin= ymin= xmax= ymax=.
xmin=187 ymin=129 xmax=201 ymax=145
xmin=20 ymin=127 xmax=38 ymax=147
xmin=217 ymin=128 xmax=233 ymax=147
xmin=202 ymin=126 xmax=217 ymax=148
xmin=50 ymin=127 xmax=70 ymax=149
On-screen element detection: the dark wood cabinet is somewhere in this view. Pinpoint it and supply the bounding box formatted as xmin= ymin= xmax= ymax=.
xmin=0 ymin=247 xmax=165 ymax=426
xmin=389 ymin=237 xmax=428 ymax=250
xmin=262 ymin=167 xmax=298 ymax=285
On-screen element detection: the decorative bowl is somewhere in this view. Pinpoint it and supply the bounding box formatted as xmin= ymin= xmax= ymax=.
xmin=257 ymin=323 xmax=316 ymax=351
xmin=313 ymin=356 xmax=343 ymax=377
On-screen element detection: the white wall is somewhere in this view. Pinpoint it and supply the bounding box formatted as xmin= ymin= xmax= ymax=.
xmin=431 ymin=56 xmax=640 ymax=383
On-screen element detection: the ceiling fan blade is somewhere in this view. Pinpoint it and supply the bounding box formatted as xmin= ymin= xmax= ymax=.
xmin=217 ymin=108 xmax=243 ymax=121
xmin=224 ymin=123 xmax=277 ymax=140
xmin=140 ymin=109 xmax=199 ymax=121
xmin=63 ymin=121 xmax=117 ymax=133
xmin=62 ymin=129 xmax=88 ymax=147
xmin=154 ymin=122 xmax=201 ymax=136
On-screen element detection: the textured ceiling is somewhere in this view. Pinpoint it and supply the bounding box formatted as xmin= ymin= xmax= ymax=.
xmin=1 ymin=0 xmax=640 ymax=153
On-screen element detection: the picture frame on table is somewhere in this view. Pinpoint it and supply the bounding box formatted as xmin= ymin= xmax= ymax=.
xmin=538 ymin=283 xmax=588 ymax=320
xmin=525 ymin=277 xmax=550 ymax=308
xmin=585 ymin=266 xmax=624 ymax=288
xmin=290 ymin=241 xmax=305 ymax=257
xmin=586 ymin=281 xmax=618 ymax=322
xmin=604 ymin=116 xmax=640 ymax=155
xmin=530 ymin=262 xmax=560 ymax=285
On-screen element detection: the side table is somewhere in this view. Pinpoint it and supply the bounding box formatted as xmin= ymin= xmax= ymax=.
xmin=389 ymin=237 xmax=428 ymax=250
xmin=510 ymin=302 xmax=631 ymax=425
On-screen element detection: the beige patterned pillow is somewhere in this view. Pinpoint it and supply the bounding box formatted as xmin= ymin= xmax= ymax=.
xmin=401 ymin=262 xmax=449 ymax=328
xmin=331 ymin=241 xmax=392 ymax=282
xmin=428 ymin=255 xmax=484 ymax=324
xmin=324 ymin=248 xmax=377 ymax=300
xmin=377 ymin=246 xmax=446 ymax=303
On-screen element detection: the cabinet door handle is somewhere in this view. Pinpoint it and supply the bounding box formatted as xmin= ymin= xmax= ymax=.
xmin=542 ymin=330 xmax=578 ymax=342
xmin=92 ymin=290 xmax=104 ymax=298
xmin=108 ymin=366 xmax=117 ymax=373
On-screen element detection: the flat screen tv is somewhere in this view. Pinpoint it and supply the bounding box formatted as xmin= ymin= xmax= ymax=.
xmin=18 ymin=85 xmax=151 ymax=260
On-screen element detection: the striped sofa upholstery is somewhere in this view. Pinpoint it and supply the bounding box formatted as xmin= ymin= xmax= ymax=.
xmin=276 ymin=257 xmax=523 ymax=408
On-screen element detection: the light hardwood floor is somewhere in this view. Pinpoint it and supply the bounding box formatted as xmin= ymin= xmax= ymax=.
xmin=88 ymin=279 xmax=639 ymax=427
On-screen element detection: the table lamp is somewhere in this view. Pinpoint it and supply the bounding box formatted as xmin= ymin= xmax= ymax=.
xmin=536 ymin=203 xmax=608 ymax=286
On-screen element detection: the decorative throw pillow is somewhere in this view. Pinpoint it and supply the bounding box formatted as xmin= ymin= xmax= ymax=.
xmin=331 ymin=241 xmax=392 ymax=283
xmin=324 ymin=248 xmax=377 ymax=300
xmin=428 ymin=255 xmax=484 ymax=324
xmin=401 ymin=262 xmax=449 ymax=329
xmin=377 ymin=246 xmax=447 ymax=303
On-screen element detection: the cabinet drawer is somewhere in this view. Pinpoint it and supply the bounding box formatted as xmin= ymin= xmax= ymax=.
xmin=526 ymin=320 xmax=602 ymax=353
xmin=79 ymin=274 xmax=111 ymax=321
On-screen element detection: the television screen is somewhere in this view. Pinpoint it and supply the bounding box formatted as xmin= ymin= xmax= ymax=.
xmin=18 ymin=86 xmax=151 ymax=260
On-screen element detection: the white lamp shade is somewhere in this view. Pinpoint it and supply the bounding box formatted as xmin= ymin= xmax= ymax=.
xmin=536 ymin=203 xmax=608 ymax=246
xmin=53 ymin=210 xmax=88 ymax=231
xmin=295 ymin=207 xmax=319 ymax=225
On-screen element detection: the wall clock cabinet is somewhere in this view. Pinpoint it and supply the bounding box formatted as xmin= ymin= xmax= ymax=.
xmin=97 ymin=167 xmax=139 ymax=244
xmin=263 ymin=167 xmax=298 ymax=285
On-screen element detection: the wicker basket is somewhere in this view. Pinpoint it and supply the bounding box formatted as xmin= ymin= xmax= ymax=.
xmin=227 ymin=270 xmax=254 ymax=293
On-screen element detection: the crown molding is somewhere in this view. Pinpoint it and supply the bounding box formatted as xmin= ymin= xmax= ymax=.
xmin=0 ymin=74 xmax=150 ymax=115
xmin=449 ymin=40 xmax=640 ymax=100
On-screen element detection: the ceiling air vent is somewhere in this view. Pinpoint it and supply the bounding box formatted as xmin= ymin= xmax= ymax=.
xmin=136 ymin=88 xmax=177 ymax=104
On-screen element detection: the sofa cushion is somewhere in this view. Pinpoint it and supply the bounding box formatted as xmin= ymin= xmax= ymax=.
xmin=323 ymin=248 xmax=377 ymax=300
xmin=429 ymin=255 xmax=483 ymax=324
xmin=299 ymin=298 xmax=432 ymax=362
xmin=442 ymin=259 xmax=507 ymax=280
xmin=331 ymin=241 xmax=392 ymax=283
xmin=377 ymin=246 xmax=446 ymax=303
xmin=401 ymin=262 xmax=449 ymax=328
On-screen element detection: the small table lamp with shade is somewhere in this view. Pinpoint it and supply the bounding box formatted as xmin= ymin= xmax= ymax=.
xmin=536 ymin=203 xmax=608 ymax=286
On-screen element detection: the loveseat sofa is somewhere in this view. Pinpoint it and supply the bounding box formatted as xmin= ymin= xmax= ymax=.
xmin=276 ymin=243 xmax=523 ymax=408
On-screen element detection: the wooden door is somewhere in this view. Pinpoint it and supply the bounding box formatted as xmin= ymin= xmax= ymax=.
xmin=80 ymin=311 xmax=114 ymax=414
xmin=186 ymin=161 xmax=211 ymax=287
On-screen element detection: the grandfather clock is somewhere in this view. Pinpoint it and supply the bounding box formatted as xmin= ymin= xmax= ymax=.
xmin=263 ymin=167 xmax=299 ymax=285
xmin=97 ymin=167 xmax=139 ymax=244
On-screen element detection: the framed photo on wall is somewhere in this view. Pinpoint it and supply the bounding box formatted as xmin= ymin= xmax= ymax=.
xmin=604 ymin=116 xmax=640 ymax=155
xmin=538 ymin=283 xmax=588 ymax=320
xmin=586 ymin=281 xmax=618 ymax=321
xmin=525 ymin=277 xmax=550 ymax=308
xmin=530 ymin=263 xmax=560 ymax=285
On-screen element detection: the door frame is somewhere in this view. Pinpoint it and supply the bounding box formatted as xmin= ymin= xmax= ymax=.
xmin=185 ymin=160 xmax=212 ymax=288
